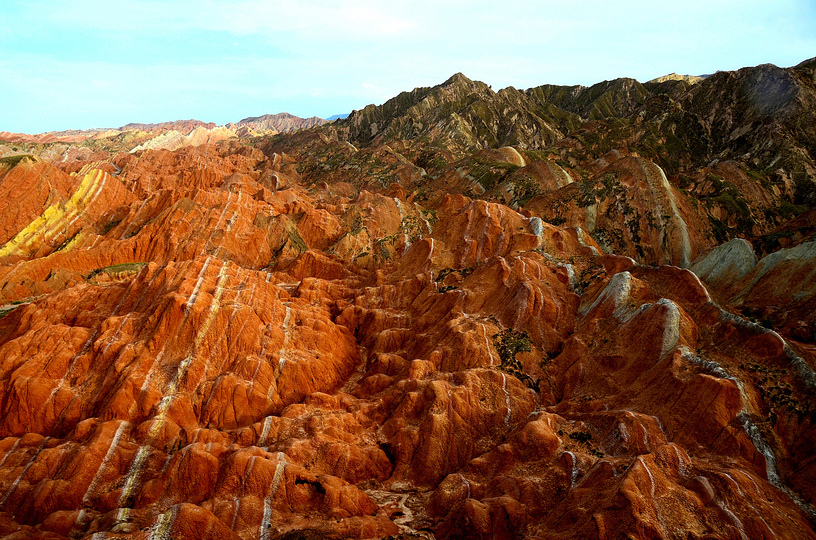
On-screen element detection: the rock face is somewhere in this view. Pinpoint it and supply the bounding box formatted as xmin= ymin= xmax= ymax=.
xmin=1 ymin=59 xmax=816 ymax=539
xmin=647 ymin=73 xmax=705 ymax=85
xmin=690 ymin=238 xmax=758 ymax=290
xmin=236 ymin=113 xmax=328 ymax=134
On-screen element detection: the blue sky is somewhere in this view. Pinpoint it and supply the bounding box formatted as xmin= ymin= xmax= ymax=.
xmin=1 ymin=0 xmax=814 ymax=133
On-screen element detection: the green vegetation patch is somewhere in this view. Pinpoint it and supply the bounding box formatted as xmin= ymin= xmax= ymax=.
xmin=741 ymin=362 xmax=813 ymax=424
xmin=702 ymin=173 xmax=755 ymax=237
xmin=708 ymin=216 xmax=729 ymax=244
xmin=544 ymin=214 xmax=566 ymax=226
xmin=87 ymin=262 xmax=147 ymax=280
xmin=0 ymin=154 xmax=36 ymax=169
xmin=776 ymin=200 xmax=808 ymax=220
xmin=435 ymin=267 xmax=474 ymax=283
xmin=492 ymin=328 xmax=540 ymax=391
xmin=744 ymin=166 xmax=773 ymax=190
xmin=465 ymin=156 xmax=519 ymax=192
xmin=510 ymin=175 xmax=544 ymax=207
xmin=288 ymin=229 xmax=309 ymax=253
xmin=102 ymin=219 xmax=122 ymax=234
xmin=493 ymin=328 xmax=532 ymax=362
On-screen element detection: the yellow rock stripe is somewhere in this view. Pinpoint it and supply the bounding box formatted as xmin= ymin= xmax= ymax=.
xmin=0 ymin=169 xmax=107 ymax=258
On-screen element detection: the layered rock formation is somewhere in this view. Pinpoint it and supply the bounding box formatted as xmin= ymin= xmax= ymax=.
xmin=1 ymin=58 xmax=815 ymax=539
xmin=0 ymin=121 xmax=216 ymax=147
xmin=235 ymin=113 xmax=328 ymax=134
xmin=0 ymin=114 xmax=324 ymax=163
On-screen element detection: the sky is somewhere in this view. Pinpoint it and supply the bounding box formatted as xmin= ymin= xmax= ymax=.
xmin=1 ymin=0 xmax=814 ymax=134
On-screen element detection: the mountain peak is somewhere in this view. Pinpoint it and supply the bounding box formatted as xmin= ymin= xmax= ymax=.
xmin=646 ymin=72 xmax=704 ymax=85
xmin=443 ymin=72 xmax=474 ymax=86
xmin=236 ymin=113 xmax=326 ymax=132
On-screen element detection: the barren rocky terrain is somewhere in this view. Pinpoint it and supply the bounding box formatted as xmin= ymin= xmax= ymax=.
xmin=0 ymin=58 xmax=815 ymax=539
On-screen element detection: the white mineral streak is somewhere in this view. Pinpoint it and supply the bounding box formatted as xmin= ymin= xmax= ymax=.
xmin=713 ymin=496 xmax=750 ymax=540
xmin=185 ymin=256 xmax=214 ymax=314
xmin=414 ymin=202 xmax=433 ymax=235
xmin=690 ymin=238 xmax=757 ymax=288
xmin=461 ymin=203 xmax=476 ymax=266
xmin=120 ymin=262 xmax=229 ymax=509
xmin=480 ymin=323 xmax=497 ymax=366
xmin=0 ymin=438 xmax=20 ymax=469
xmin=565 ymin=451 xmax=579 ymax=488
xmin=278 ymin=304 xmax=292 ymax=372
xmin=656 ymin=298 xmax=681 ymax=358
xmin=721 ymin=471 xmax=777 ymax=537
xmin=529 ymin=216 xmax=544 ymax=243
xmin=636 ymin=456 xmax=668 ymax=537
xmin=459 ymin=474 xmax=472 ymax=499
xmin=363 ymin=489 xmax=429 ymax=537
xmin=260 ymin=452 xmax=287 ymax=540
xmin=681 ymin=342 xmax=816 ymax=522
xmin=425 ymin=238 xmax=435 ymax=268
xmin=582 ymin=271 xmax=632 ymax=316
xmin=81 ymin=421 xmax=129 ymax=505
xmin=733 ymin=241 xmax=816 ymax=304
xmin=685 ymin=267 xmax=713 ymax=302
xmin=626 ymin=411 xmax=650 ymax=451
xmin=671 ymin=444 xmax=689 ymax=477
xmin=0 ymin=437 xmax=50 ymax=507
xmin=258 ymin=416 xmax=273 ymax=447
xmin=477 ymin=201 xmax=493 ymax=262
xmin=574 ymin=227 xmax=601 ymax=255
xmin=548 ymin=162 xmax=574 ymax=187
xmin=150 ymin=506 xmax=177 ymax=540
xmin=639 ymin=159 xmax=691 ymax=267
xmin=393 ymin=197 xmax=410 ymax=248
xmin=230 ymin=497 xmax=242 ymax=530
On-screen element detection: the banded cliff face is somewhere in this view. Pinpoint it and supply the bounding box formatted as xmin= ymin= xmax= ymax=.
xmin=0 ymin=59 xmax=815 ymax=540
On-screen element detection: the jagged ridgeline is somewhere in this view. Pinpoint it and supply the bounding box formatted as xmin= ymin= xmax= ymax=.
xmin=0 ymin=58 xmax=815 ymax=539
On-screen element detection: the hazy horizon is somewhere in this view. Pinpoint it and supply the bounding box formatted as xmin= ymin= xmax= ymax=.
xmin=2 ymin=0 xmax=815 ymax=134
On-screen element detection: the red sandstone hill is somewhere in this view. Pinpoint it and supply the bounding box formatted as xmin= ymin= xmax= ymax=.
xmin=0 ymin=59 xmax=815 ymax=539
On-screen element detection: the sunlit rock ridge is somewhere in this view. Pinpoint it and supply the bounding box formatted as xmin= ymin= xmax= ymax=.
xmin=0 ymin=57 xmax=815 ymax=539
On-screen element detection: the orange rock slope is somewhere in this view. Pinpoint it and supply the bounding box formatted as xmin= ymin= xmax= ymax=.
xmin=0 ymin=140 xmax=814 ymax=540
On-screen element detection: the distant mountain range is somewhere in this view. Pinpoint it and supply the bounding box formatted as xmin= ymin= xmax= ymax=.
xmin=233 ymin=112 xmax=327 ymax=132
xmin=0 ymin=114 xmax=327 ymax=146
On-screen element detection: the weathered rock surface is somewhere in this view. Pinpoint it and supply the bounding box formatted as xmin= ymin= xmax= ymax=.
xmin=691 ymin=238 xmax=758 ymax=291
xmin=1 ymin=59 xmax=816 ymax=539
xmin=235 ymin=113 xmax=328 ymax=134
